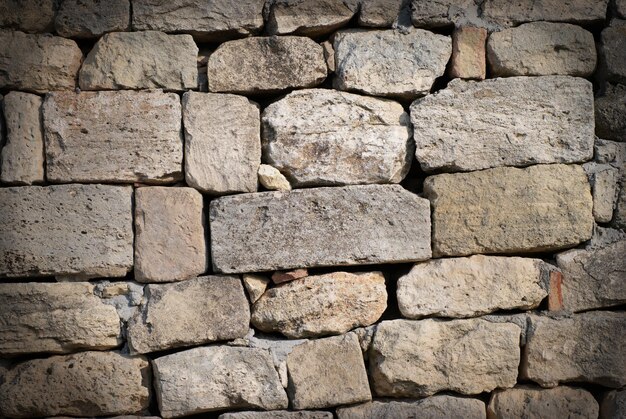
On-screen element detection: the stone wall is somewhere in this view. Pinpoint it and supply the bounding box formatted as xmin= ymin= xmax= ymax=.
xmin=0 ymin=0 xmax=625 ymax=418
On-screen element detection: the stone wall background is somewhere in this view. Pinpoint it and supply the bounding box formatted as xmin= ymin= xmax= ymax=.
xmin=0 ymin=0 xmax=625 ymax=418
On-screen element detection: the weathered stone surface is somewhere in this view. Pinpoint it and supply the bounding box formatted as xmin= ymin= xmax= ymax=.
xmin=266 ymin=0 xmax=356 ymax=36
xmin=596 ymin=83 xmax=626 ymax=142
xmin=132 ymin=0 xmax=264 ymax=42
xmin=272 ymin=268 xmax=309 ymax=284
xmin=0 ymin=31 xmax=82 ymax=93
xmin=220 ymin=412 xmax=332 ymax=419
xmin=0 ymin=282 xmax=120 ymax=356
xmin=371 ymin=318 xmax=520 ymax=397
xmin=556 ymin=238 xmax=626 ymax=312
xmin=488 ymin=386 xmax=598 ymax=419
xmin=128 ymin=276 xmax=249 ymax=354
xmin=522 ymin=312 xmax=626 ymax=387
xmin=487 ymin=22 xmax=596 ymax=77
xmin=258 ymin=164 xmax=291 ymax=191
xmin=55 ymin=0 xmax=130 ymax=38
xmin=410 ymin=0 xmax=481 ymax=28
xmin=43 ymin=91 xmax=183 ymax=184
xmin=333 ymin=28 xmax=451 ymax=99
xmin=322 ymin=40 xmax=335 ymax=72
xmin=602 ymin=389 xmax=626 ymax=419
xmin=287 ymin=333 xmax=371 ymax=409
xmin=210 ymin=184 xmax=431 ymax=273
xmin=153 ymin=346 xmax=288 ymax=417
xmin=584 ymin=162 xmax=619 ymax=222
xmin=243 ymin=274 xmax=270 ymax=303
xmin=410 ymin=76 xmax=594 ymax=172
xmin=618 ymin=0 xmax=626 ymax=18
xmin=0 ymin=185 xmax=133 ymax=278
xmin=398 ymin=255 xmax=549 ymax=319
xmin=0 ymin=0 xmax=55 ymax=32
xmin=248 ymin=334 xmax=307 ymax=387
xmin=252 ymin=271 xmax=387 ymax=338
xmin=0 ymin=351 xmax=150 ymax=418
xmin=0 ymin=91 xmax=44 ymax=185
xmin=134 ymin=187 xmax=206 ymax=282
xmin=262 ymin=89 xmax=411 ymax=187
xmin=450 ymin=26 xmax=487 ymax=79
xmin=424 ymin=164 xmax=594 ymax=257
xmin=183 ymin=92 xmax=260 ymax=194
xmin=358 ymin=0 xmax=404 ymax=27
xmin=600 ymin=19 xmax=626 ymax=84
xmin=79 ymin=31 xmax=198 ymax=91
xmin=337 ymin=396 xmax=486 ymax=419
xmin=208 ymin=36 xmax=326 ymax=94
xmin=482 ymin=0 xmax=610 ymax=26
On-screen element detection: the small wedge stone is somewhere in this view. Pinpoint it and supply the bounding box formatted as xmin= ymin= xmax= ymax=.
xmin=449 ymin=26 xmax=487 ymax=79
xmin=258 ymin=164 xmax=291 ymax=191
xmin=243 ymin=274 xmax=270 ymax=303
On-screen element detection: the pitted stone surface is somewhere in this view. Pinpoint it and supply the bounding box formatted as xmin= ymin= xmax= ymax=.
xmin=482 ymin=0 xmax=610 ymax=26
xmin=410 ymin=0 xmax=480 ymax=29
xmin=487 ymin=22 xmax=596 ymax=77
xmin=336 ymin=396 xmax=486 ymax=419
xmin=0 ymin=351 xmax=150 ymax=418
xmin=397 ymin=255 xmax=549 ymax=318
xmin=600 ymin=19 xmax=626 ymax=84
xmin=358 ymin=0 xmax=404 ymax=27
xmin=584 ymin=162 xmax=620 ymax=223
xmin=43 ymin=91 xmax=183 ymax=184
xmin=595 ymin=83 xmax=626 ymax=142
xmin=132 ymin=0 xmax=265 ymax=42
xmin=333 ymin=28 xmax=451 ymax=99
xmin=410 ymin=76 xmax=594 ymax=172
xmin=0 ymin=282 xmax=121 ymax=356
xmin=258 ymin=164 xmax=291 ymax=191
xmin=450 ymin=26 xmax=487 ymax=80
xmin=266 ymin=0 xmax=356 ymax=36
xmin=220 ymin=412 xmax=333 ymax=419
xmin=0 ymin=0 xmax=56 ymax=32
xmin=183 ymin=92 xmax=260 ymax=194
xmin=208 ymin=36 xmax=327 ymax=94
xmin=153 ymin=346 xmax=288 ymax=417
xmin=79 ymin=31 xmax=198 ymax=91
xmin=424 ymin=164 xmax=594 ymax=257
xmin=0 ymin=185 xmax=133 ymax=279
xmin=371 ymin=318 xmax=521 ymax=397
xmin=262 ymin=89 xmax=411 ymax=187
xmin=0 ymin=31 xmax=82 ymax=93
xmin=209 ymin=184 xmax=431 ymax=273
xmin=602 ymin=389 xmax=626 ymax=419
xmin=55 ymin=0 xmax=130 ymax=38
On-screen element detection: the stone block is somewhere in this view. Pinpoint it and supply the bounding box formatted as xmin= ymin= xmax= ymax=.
xmin=595 ymin=83 xmax=626 ymax=142
xmin=337 ymin=396 xmax=486 ymax=419
xmin=583 ymin=162 xmax=619 ymax=222
xmin=449 ymin=26 xmax=487 ymax=79
xmin=482 ymin=0 xmax=609 ymax=26
xmin=0 ymin=0 xmax=56 ymax=32
xmin=55 ymin=0 xmax=130 ymax=38
xmin=600 ymin=19 xmax=626 ymax=84
xmin=266 ymin=0 xmax=356 ymax=36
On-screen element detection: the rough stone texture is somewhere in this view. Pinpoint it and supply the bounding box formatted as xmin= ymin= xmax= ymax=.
xmin=220 ymin=413 xmax=332 ymax=419
xmin=210 ymin=184 xmax=431 ymax=273
xmin=424 ymin=164 xmax=594 ymax=257
xmin=358 ymin=0 xmax=404 ymax=27
xmin=55 ymin=0 xmax=130 ymax=38
xmin=252 ymin=271 xmax=387 ymax=338
xmin=548 ymin=271 xmax=565 ymax=311
xmin=371 ymin=318 xmax=521 ymax=397
xmin=0 ymin=351 xmax=150 ymax=418
xmin=128 ymin=276 xmax=249 ymax=354
xmin=337 ymin=396 xmax=486 ymax=419
xmin=0 ymin=0 xmax=56 ymax=32
xmin=248 ymin=334 xmax=307 ymax=387
xmin=602 ymin=389 xmax=626 ymax=419
xmin=397 ymin=255 xmax=549 ymax=318
xmin=132 ymin=0 xmax=265 ymax=42
xmin=208 ymin=36 xmax=327 ymax=94
xmin=0 ymin=91 xmax=44 ymax=185
xmin=488 ymin=386 xmax=599 ymax=419
xmin=410 ymin=0 xmax=480 ymax=28
xmin=0 ymin=282 xmax=121 ymax=356
xmin=79 ymin=31 xmax=198 ymax=91
xmin=266 ymin=0 xmax=356 ymax=36
xmin=134 ymin=187 xmax=206 ymax=283
xmin=522 ymin=312 xmax=626 ymax=388
xmin=262 ymin=89 xmax=411 ymax=187
xmin=618 ymin=0 xmax=626 ymax=18
xmin=450 ymin=26 xmax=487 ymax=80
xmin=600 ymin=19 xmax=626 ymax=84
xmin=556 ymin=238 xmax=626 ymax=312
xmin=0 ymin=185 xmax=133 ymax=278
xmin=583 ymin=162 xmax=619 ymax=222
xmin=595 ymin=83 xmax=626 ymax=142
xmin=333 ymin=28 xmax=451 ymax=99
xmin=322 ymin=40 xmax=335 ymax=72
xmin=243 ymin=274 xmax=270 ymax=303
xmin=482 ymin=0 xmax=610 ymax=26
xmin=153 ymin=346 xmax=288 ymax=417
xmin=183 ymin=92 xmax=260 ymax=194
xmin=258 ymin=164 xmax=291 ymax=191
xmin=487 ymin=22 xmax=596 ymax=77
xmin=0 ymin=31 xmax=82 ymax=93
xmin=287 ymin=333 xmax=371 ymax=409
xmin=410 ymin=76 xmax=594 ymax=172
xmin=272 ymin=268 xmax=309 ymax=284
xmin=43 ymin=90 xmax=183 ymax=184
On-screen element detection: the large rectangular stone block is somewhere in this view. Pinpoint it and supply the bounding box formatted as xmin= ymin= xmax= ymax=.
xmin=0 ymin=184 xmax=133 ymax=278
xmin=482 ymin=0 xmax=609 ymax=26
xmin=43 ymin=91 xmax=183 ymax=184
xmin=209 ymin=184 xmax=431 ymax=273
xmin=424 ymin=164 xmax=594 ymax=257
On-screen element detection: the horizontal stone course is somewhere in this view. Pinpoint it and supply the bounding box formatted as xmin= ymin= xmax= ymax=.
xmin=0 ymin=0 xmax=56 ymax=32
xmin=266 ymin=0 xmax=357 ymax=36
xmin=55 ymin=0 xmax=130 ymax=38
xmin=336 ymin=396 xmax=486 ymax=419
xmin=482 ymin=0 xmax=610 ymax=25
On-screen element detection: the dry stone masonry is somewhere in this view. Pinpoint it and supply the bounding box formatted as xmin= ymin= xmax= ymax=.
xmin=0 ymin=1 xmax=624 ymax=418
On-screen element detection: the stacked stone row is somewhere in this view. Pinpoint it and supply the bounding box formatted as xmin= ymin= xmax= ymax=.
xmin=0 ymin=0 xmax=625 ymax=418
